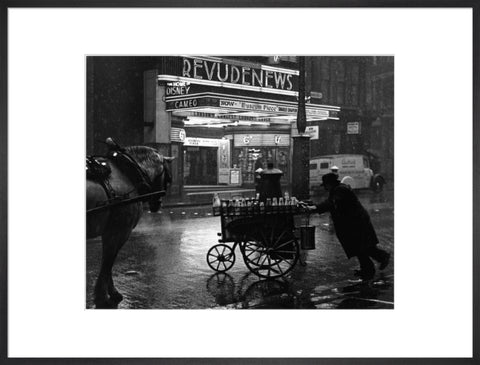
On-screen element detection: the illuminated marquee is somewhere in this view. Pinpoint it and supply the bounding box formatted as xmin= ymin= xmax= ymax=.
xmin=166 ymin=95 xmax=337 ymax=119
xmin=166 ymin=81 xmax=191 ymax=96
xmin=218 ymin=99 xmax=329 ymax=117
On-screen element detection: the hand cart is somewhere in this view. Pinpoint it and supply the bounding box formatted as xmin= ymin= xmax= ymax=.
xmin=207 ymin=199 xmax=313 ymax=279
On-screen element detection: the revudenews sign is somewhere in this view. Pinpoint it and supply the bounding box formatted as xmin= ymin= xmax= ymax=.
xmin=181 ymin=57 xmax=298 ymax=92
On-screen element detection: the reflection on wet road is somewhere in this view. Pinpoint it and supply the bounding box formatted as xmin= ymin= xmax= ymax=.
xmin=86 ymin=190 xmax=394 ymax=309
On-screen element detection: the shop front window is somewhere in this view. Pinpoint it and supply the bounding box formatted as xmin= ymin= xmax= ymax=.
xmin=232 ymin=148 xmax=255 ymax=184
xmin=277 ymin=148 xmax=289 ymax=183
xmin=232 ymin=146 xmax=289 ymax=186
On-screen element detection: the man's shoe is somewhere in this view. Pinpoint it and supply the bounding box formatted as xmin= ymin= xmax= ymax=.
xmin=379 ymin=253 xmax=391 ymax=270
xmin=352 ymin=270 xmax=374 ymax=281
xmin=361 ymin=273 xmax=375 ymax=281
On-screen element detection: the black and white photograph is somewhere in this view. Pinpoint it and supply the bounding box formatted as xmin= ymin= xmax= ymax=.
xmin=3 ymin=5 xmax=475 ymax=361
xmin=86 ymin=55 xmax=394 ymax=309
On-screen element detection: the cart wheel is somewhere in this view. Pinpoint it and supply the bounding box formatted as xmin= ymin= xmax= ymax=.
xmin=241 ymin=231 xmax=299 ymax=279
xmin=207 ymin=244 xmax=236 ymax=272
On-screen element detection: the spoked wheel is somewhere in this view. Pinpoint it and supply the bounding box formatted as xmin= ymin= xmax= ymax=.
xmin=207 ymin=244 xmax=236 ymax=272
xmin=241 ymin=228 xmax=299 ymax=279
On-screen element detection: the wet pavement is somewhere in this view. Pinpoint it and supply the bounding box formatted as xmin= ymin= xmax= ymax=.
xmin=86 ymin=189 xmax=394 ymax=309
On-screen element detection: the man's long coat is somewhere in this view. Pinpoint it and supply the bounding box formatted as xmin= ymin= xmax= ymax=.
xmin=315 ymin=183 xmax=378 ymax=258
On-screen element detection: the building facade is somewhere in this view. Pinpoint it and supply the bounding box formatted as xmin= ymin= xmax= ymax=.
xmin=87 ymin=55 xmax=393 ymax=197
xmin=307 ymin=56 xmax=394 ymax=179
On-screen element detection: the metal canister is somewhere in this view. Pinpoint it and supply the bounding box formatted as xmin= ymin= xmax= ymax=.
xmin=299 ymin=212 xmax=316 ymax=250
xmin=258 ymin=162 xmax=283 ymax=202
xmin=300 ymin=226 xmax=316 ymax=250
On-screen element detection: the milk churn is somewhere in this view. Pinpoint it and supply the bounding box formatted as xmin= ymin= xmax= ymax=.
xmin=258 ymin=162 xmax=283 ymax=202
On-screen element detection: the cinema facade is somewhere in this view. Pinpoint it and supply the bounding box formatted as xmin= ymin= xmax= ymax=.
xmin=130 ymin=55 xmax=337 ymax=196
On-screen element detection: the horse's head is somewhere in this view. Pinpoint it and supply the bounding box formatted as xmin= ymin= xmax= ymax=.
xmin=124 ymin=146 xmax=174 ymax=213
xmin=148 ymin=155 xmax=174 ymax=212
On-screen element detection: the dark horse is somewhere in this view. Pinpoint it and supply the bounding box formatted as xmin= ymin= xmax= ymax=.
xmin=87 ymin=145 xmax=173 ymax=308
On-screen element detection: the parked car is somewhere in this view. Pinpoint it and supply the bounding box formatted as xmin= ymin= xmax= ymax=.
xmin=309 ymin=154 xmax=385 ymax=194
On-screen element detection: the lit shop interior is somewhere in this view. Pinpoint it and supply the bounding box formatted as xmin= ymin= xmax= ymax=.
xmin=166 ymin=93 xmax=339 ymax=188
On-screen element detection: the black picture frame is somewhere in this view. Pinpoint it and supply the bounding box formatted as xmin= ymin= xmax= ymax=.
xmin=0 ymin=1 xmax=478 ymax=364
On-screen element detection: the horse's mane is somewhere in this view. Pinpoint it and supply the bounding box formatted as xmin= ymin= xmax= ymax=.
xmin=124 ymin=146 xmax=163 ymax=174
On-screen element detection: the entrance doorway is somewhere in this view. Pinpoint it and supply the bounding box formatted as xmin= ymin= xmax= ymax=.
xmin=183 ymin=146 xmax=218 ymax=185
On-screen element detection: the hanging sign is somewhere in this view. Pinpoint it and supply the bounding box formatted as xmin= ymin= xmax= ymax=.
xmin=170 ymin=128 xmax=186 ymax=142
xmin=305 ymin=126 xmax=319 ymax=140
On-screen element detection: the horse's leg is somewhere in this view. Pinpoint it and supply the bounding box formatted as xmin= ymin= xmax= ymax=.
xmin=94 ymin=228 xmax=131 ymax=308
xmin=108 ymin=276 xmax=123 ymax=304
xmin=94 ymin=239 xmax=118 ymax=308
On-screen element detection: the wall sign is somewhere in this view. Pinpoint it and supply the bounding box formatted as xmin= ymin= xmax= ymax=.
xmin=218 ymin=168 xmax=230 ymax=184
xmin=230 ymin=169 xmax=241 ymax=185
xmin=305 ymin=126 xmax=319 ymax=140
xmin=267 ymin=56 xmax=297 ymax=64
xmin=243 ymin=135 xmax=252 ymax=145
xmin=234 ymin=134 xmax=290 ymax=147
xmin=347 ymin=122 xmax=361 ymax=135
xmin=218 ymin=139 xmax=230 ymax=169
xmin=310 ymin=91 xmax=323 ymax=99
xmin=183 ymin=137 xmax=221 ymax=147
xmin=307 ymin=109 xmax=329 ymax=118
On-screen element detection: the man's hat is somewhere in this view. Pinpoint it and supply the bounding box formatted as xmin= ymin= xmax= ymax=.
xmin=321 ymin=172 xmax=340 ymax=186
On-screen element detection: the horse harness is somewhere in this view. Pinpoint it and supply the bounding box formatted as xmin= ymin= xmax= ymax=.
xmin=106 ymin=148 xmax=152 ymax=196
xmin=86 ymin=143 xmax=166 ymax=204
